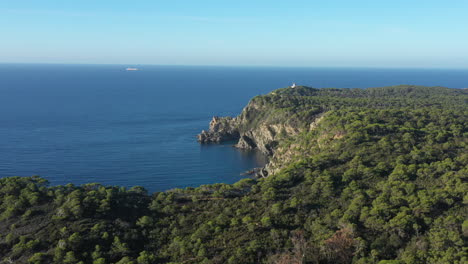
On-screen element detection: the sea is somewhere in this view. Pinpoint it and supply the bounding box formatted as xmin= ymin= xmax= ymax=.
xmin=0 ymin=64 xmax=466 ymax=192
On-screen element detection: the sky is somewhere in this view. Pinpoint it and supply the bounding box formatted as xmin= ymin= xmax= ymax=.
xmin=1 ymin=1 xmax=468 ymax=68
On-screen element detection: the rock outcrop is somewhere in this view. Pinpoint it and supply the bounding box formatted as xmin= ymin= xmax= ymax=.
xmin=197 ymin=88 xmax=325 ymax=177
xmin=197 ymin=116 xmax=240 ymax=143
xmin=197 ymin=99 xmax=303 ymax=156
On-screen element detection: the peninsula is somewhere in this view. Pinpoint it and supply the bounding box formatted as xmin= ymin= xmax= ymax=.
xmin=1 ymin=85 xmax=466 ymax=264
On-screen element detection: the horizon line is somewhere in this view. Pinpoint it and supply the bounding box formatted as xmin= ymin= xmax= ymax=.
xmin=0 ymin=61 xmax=467 ymax=70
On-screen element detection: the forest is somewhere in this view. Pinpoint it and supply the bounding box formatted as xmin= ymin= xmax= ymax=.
xmin=0 ymin=85 xmax=466 ymax=263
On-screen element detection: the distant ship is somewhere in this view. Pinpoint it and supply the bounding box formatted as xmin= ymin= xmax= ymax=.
xmin=126 ymin=67 xmax=139 ymax=71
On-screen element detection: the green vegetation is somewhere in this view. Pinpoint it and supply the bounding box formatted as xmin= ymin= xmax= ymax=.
xmin=0 ymin=85 xmax=467 ymax=263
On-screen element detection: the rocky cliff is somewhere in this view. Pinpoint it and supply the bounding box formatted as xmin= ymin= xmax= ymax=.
xmin=197 ymin=116 xmax=240 ymax=143
xmin=197 ymin=86 xmax=324 ymax=177
xmin=198 ymin=98 xmax=304 ymax=154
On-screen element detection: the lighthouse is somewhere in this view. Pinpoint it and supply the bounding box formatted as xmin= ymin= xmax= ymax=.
xmin=291 ymin=82 xmax=297 ymax=88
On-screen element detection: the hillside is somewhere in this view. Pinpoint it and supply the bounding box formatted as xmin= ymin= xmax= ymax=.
xmin=1 ymin=85 xmax=467 ymax=264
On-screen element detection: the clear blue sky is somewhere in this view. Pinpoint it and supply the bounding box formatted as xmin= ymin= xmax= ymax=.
xmin=1 ymin=1 xmax=467 ymax=68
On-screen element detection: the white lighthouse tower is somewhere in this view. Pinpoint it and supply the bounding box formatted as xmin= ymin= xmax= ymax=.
xmin=291 ymin=82 xmax=297 ymax=88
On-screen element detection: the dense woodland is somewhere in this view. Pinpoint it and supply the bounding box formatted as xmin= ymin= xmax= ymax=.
xmin=0 ymin=85 xmax=467 ymax=263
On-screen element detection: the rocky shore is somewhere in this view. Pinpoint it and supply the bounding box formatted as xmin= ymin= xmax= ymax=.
xmin=197 ymin=89 xmax=322 ymax=178
xmin=196 ymin=116 xmax=239 ymax=143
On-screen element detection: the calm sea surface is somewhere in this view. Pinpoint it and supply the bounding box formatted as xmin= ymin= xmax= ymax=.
xmin=0 ymin=64 xmax=466 ymax=192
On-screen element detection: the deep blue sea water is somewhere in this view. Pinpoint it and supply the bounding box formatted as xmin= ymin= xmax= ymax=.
xmin=0 ymin=64 xmax=467 ymax=192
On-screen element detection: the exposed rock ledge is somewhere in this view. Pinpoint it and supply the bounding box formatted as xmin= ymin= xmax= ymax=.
xmin=197 ymin=114 xmax=300 ymax=178
xmin=197 ymin=92 xmax=324 ymax=178
xmin=197 ymin=116 xmax=240 ymax=143
xmin=197 ymin=108 xmax=296 ymax=157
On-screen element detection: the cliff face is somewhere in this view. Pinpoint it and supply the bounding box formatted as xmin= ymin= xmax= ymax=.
xmin=235 ymin=123 xmax=299 ymax=155
xmin=197 ymin=99 xmax=305 ymax=155
xmin=197 ymin=89 xmax=324 ymax=176
xmin=197 ymin=116 xmax=240 ymax=143
xmin=263 ymin=114 xmax=326 ymax=176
